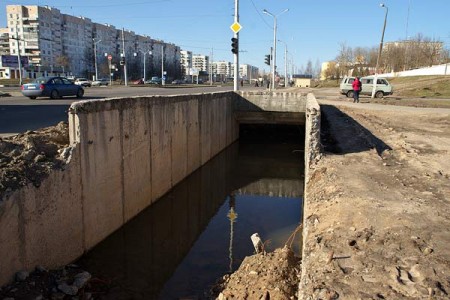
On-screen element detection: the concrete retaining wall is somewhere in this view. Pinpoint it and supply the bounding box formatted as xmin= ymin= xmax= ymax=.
xmin=299 ymin=93 xmax=322 ymax=299
xmin=0 ymin=90 xmax=309 ymax=286
xmin=0 ymin=92 xmax=239 ymax=285
xmin=304 ymin=93 xmax=322 ymax=178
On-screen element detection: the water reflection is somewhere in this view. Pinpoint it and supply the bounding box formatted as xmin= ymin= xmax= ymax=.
xmin=78 ymin=125 xmax=304 ymax=299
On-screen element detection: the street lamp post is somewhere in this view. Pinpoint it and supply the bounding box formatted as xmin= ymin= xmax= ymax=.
xmin=134 ymin=49 xmax=152 ymax=82
xmin=372 ymin=3 xmax=388 ymax=98
xmin=93 ymin=38 xmax=101 ymax=81
xmin=263 ymin=8 xmax=289 ymax=90
xmin=278 ymin=39 xmax=288 ymax=87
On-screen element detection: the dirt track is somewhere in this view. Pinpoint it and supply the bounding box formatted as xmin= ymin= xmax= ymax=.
xmin=299 ymin=96 xmax=450 ymax=299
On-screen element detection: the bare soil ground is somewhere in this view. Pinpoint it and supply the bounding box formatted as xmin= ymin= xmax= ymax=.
xmin=299 ymin=97 xmax=450 ymax=299
xmin=0 ymin=122 xmax=70 ymax=202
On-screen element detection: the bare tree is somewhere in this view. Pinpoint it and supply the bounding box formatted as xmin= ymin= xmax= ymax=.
xmin=55 ymin=55 xmax=70 ymax=73
xmin=313 ymin=59 xmax=321 ymax=79
xmin=305 ymin=59 xmax=313 ymax=75
xmin=335 ymin=42 xmax=353 ymax=78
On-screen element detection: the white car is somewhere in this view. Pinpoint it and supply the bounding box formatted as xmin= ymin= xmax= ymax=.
xmin=340 ymin=76 xmax=394 ymax=98
xmin=92 ymin=78 xmax=110 ymax=86
xmin=74 ymin=78 xmax=91 ymax=87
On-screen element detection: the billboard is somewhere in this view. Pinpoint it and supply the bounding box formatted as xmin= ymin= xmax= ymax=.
xmin=1 ymin=55 xmax=29 ymax=68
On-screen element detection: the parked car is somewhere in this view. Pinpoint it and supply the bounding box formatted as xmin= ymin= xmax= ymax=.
xmin=171 ymin=79 xmax=183 ymax=84
xmin=74 ymin=77 xmax=91 ymax=87
xmin=133 ymin=79 xmax=144 ymax=85
xmin=21 ymin=76 xmax=84 ymax=99
xmin=92 ymin=78 xmax=109 ymax=86
xmin=145 ymin=76 xmax=162 ymax=84
xmin=340 ymin=76 xmax=394 ymax=98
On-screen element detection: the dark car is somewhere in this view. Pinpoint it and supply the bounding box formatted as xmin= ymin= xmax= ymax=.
xmin=21 ymin=77 xmax=84 ymax=99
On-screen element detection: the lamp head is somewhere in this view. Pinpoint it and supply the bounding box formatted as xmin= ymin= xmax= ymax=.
xmin=380 ymin=3 xmax=385 ymax=8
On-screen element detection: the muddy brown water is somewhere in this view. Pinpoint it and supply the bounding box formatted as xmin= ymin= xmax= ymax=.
xmin=77 ymin=124 xmax=305 ymax=299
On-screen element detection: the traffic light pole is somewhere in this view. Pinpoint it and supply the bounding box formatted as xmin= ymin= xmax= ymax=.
xmin=233 ymin=0 xmax=239 ymax=92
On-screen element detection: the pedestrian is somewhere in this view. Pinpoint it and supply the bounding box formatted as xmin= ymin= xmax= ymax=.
xmin=266 ymin=80 xmax=270 ymax=89
xmin=352 ymin=77 xmax=362 ymax=103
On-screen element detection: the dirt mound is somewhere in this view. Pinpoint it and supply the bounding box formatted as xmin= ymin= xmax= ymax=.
xmin=0 ymin=122 xmax=70 ymax=201
xmin=213 ymin=247 xmax=301 ymax=299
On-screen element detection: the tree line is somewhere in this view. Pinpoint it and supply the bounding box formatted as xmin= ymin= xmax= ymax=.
xmin=324 ymin=34 xmax=450 ymax=80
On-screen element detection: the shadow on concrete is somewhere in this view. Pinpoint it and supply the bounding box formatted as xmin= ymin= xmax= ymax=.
xmin=320 ymin=104 xmax=392 ymax=156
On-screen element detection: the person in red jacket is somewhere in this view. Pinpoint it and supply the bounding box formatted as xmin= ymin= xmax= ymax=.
xmin=352 ymin=77 xmax=362 ymax=103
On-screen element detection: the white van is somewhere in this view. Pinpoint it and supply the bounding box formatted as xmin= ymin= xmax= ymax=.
xmin=340 ymin=76 xmax=394 ymax=98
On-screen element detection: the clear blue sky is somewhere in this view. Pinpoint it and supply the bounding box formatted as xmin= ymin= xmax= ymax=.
xmin=2 ymin=0 xmax=450 ymax=73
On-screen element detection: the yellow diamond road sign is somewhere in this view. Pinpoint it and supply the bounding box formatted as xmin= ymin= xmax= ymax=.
xmin=230 ymin=22 xmax=242 ymax=33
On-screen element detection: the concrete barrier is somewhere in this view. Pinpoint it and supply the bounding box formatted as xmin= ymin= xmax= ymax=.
xmin=0 ymin=90 xmax=309 ymax=286
xmin=0 ymin=92 xmax=239 ymax=285
xmin=299 ymin=93 xmax=322 ymax=299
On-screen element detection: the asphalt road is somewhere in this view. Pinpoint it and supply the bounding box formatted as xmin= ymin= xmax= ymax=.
xmin=0 ymin=84 xmax=260 ymax=136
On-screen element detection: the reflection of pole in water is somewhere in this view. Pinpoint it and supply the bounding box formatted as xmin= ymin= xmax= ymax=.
xmin=227 ymin=193 xmax=238 ymax=273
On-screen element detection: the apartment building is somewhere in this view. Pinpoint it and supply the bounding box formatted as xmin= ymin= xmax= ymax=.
xmin=180 ymin=50 xmax=192 ymax=77
xmin=4 ymin=4 xmax=182 ymax=80
xmin=192 ymin=54 xmax=209 ymax=73
xmin=240 ymin=64 xmax=259 ymax=81
xmin=211 ymin=61 xmax=231 ymax=81
xmin=0 ymin=28 xmax=9 ymax=55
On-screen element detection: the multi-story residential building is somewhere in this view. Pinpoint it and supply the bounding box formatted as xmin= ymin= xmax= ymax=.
xmin=61 ymin=15 xmax=93 ymax=75
xmin=3 ymin=4 xmax=181 ymax=80
xmin=192 ymin=54 xmax=209 ymax=73
xmin=0 ymin=28 xmax=10 ymax=55
xmin=211 ymin=61 xmax=231 ymax=80
xmin=240 ymin=64 xmax=259 ymax=81
xmin=180 ymin=50 xmax=192 ymax=77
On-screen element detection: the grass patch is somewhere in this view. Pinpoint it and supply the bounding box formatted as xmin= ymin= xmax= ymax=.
xmin=390 ymin=76 xmax=450 ymax=98
xmin=315 ymin=79 xmax=340 ymax=88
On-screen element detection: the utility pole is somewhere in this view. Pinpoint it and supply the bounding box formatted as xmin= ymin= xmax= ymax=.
xmin=233 ymin=0 xmax=239 ymax=91
xmin=15 ymin=22 xmax=23 ymax=85
xmin=372 ymin=4 xmax=388 ymax=98
xmin=210 ymin=47 xmax=213 ymax=86
xmin=93 ymin=38 xmax=101 ymax=81
xmin=161 ymin=44 xmax=165 ymax=85
xmin=122 ymin=28 xmax=128 ymax=86
xmin=263 ymin=8 xmax=289 ymax=90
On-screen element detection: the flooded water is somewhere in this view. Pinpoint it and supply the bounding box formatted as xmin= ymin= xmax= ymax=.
xmin=77 ymin=124 xmax=304 ymax=299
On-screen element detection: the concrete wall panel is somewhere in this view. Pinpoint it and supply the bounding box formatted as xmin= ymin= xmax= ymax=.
xmin=151 ymin=99 xmax=173 ymax=201
xmin=21 ymin=152 xmax=83 ymax=270
xmin=0 ymin=192 xmax=23 ymax=285
xmin=122 ymin=103 xmax=153 ymax=222
xmin=171 ymin=100 xmax=188 ymax=187
xmin=79 ymin=110 xmax=124 ymax=250
xmin=200 ymin=97 xmax=212 ymax=165
xmin=186 ymin=98 xmax=200 ymax=175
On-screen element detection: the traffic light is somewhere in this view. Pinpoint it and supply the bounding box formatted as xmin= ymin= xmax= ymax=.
xmin=231 ymin=37 xmax=238 ymax=54
xmin=264 ymin=54 xmax=271 ymax=65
